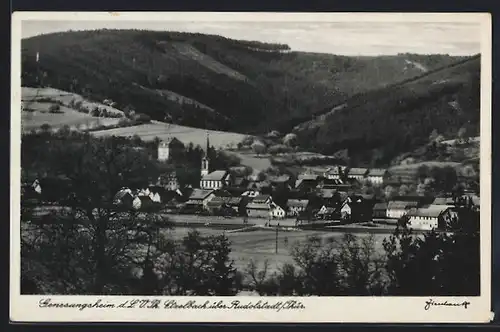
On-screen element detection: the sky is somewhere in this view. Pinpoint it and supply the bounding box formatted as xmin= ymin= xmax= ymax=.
xmin=21 ymin=19 xmax=481 ymax=56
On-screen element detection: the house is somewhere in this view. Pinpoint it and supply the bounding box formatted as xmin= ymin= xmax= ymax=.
xmin=346 ymin=168 xmax=369 ymax=181
xmin=287 ymin=199 xmax=310 ymax=217
xmin=340 ymin=196 xmax=374 ymax=222
xmin=157 ymin=170 xmax=180 ymax=191
xmin=246 ymin=195 xmax=272 ymax=218
xmin=295 ymin=176 xmax=319 ymax=192
xmin=184 ymin=189 xmax=215 ymax=211
xmin=386 ymin=201 xmax=419 ymax=219
xmin=132 ymin=196 xmax=155 ymax=211
xmin=200 ymin=170 xmax=232 ymax=190
xmin=324 ymin=166 xmax=346 ymax=180
xmin=157 ymin=137 xmax=184 ymax=162
xmin=241 ymin=190 xmax=260 ymax=198
xmin=269 ymin=175 xmax=291 ymax=190
xmin=406 ymin=205 xmax=455 ymax=231
xmin=317 ymin=202 xmax=339 ymax=220
xmin=372 ymin=202 xmax=388 ymax=219
xmin=270 ymin=203 xmax=286 ymax=219
xmin=113 ymin=188 xmax=134 ymax=208
xmin=366 ymin=169 xmax=390 ymax=185
xmin=22 ymin=178 xmax=42 ymax=200
xmin=206 ymin=196 xmax=243 ymax=216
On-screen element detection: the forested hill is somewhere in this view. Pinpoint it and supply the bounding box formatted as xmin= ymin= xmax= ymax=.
xmin=293 ymin=55 xmax=481 ymax=166
xmin=21 ymin=29 xmax=466 ymax=133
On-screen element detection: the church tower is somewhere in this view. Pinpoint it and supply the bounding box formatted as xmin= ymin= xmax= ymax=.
xmin=201 ymin=131 xmax=210 ymax=177
xmin=158 ymin=137 xmax=172 ymax=162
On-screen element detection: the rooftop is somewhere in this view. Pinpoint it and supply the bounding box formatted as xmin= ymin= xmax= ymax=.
xmin=202 ymin=170 xmax=229 ymax=181
xmin=287 ymin=199 xmax=309 ymax=208
xmin=189 ymin=188 xmax=214 ymax=200
xmin=367 ymin=168 xmax=388 ymax=177
xmin=408 ymin=205 xmax=452 ymax=218
xmin=348 ymin=168 xmax=369 ymax=176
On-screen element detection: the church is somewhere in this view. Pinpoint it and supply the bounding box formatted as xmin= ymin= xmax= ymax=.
xmin=199 ymin=132 xmax=232 ymax=190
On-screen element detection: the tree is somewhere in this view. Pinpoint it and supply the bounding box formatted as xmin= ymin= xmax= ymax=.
xmin=154 ymin=230 xmax=241 ymax=295
xmin=382 ymin=209 xmax=479 ymax=296
xmin=251 ymin=141 xmax=266 ymax=155
xmin=21 ymin=132 xmax=167 ymax=294
xmin=384 ymin=185 xmax=397 ymax=200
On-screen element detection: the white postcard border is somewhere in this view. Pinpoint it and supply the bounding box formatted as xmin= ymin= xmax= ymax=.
xmin=10 ymin=12 xmax=493 ymax=323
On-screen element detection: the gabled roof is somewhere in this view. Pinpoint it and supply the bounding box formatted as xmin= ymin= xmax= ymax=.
xmin=373 ymin=202 xmax=388 ymax=210
xmin=318 ymin=188 xmax=337 ymax=198
xmin=407 ymin=205 xmax=451 ymax=218
xmin=348 ymin=168 xmax=369 ymax=176
xmin=189 ymin=188 xmax=214 ymax=200
xmin=202 ymin=170 xmax=229 ymax=181
xmin=268 ymin=175 xmax=291 ymax=183
xmin=298 ymin=173 xmax=319 ymax=181
xmin=252 ymin=194 xmax=271 ymax=203
xmin=432 ymin=197 xmax=455 ymax=205
xmin=387 ymin=201 xmax=418 ymax=210
xmin=287 ymin=199 xmax=309 ymax=208
xmin=325 ymin=167 xmax=342 ymax=175
xmin=246 ymin=202 xmax=270 ymax=210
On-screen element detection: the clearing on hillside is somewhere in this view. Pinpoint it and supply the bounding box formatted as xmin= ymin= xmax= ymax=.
xmin=91 ymin=120 xmax=248 ymax=150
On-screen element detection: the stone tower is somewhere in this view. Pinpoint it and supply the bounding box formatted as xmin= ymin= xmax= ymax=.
xmin=158 ymin=137 xmax=172 ymax=162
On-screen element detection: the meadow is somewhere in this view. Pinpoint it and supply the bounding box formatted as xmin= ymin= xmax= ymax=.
xmin=162 ymin=226 xmax=391 ymax=276
xmin=21 ymin=87 xmax=123 ymax=132
xmin=91 ymin=120 xmax=248 ymax=150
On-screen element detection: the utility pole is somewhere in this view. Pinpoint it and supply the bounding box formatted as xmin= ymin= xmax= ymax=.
xmin=275 ymin=223 xmax=279 ymax=254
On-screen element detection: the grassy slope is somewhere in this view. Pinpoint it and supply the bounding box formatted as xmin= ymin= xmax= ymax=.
xmin=21 ymin=29 xmax=462 ymax=134
xmin=21 ymin=87 xmax=123 ymax=132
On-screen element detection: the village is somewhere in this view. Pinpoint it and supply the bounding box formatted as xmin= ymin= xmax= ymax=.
xmin=23 ymin=132 xmax=480 ymax=233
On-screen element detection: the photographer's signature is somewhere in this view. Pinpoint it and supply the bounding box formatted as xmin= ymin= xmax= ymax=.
xmin=424 ymin=299 xmax=470 ymax=311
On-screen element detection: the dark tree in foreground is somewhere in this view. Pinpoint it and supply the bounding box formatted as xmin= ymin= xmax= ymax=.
xmin=383 ymin=207 xmax=480 ymax=296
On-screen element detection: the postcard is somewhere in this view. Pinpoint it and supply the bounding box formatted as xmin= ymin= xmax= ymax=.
xmin=10 ymin=11 xmax=492 ymax=323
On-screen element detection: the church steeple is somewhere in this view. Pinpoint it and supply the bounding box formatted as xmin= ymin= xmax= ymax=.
xmin=205 ymin=131 xmax=210 ymax=157
xmin=201 ymin=131 xmax=210 ymax=177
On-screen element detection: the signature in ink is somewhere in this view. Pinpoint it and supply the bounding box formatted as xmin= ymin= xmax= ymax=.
xmin=424 ymin=298 xmax=471 ymax=311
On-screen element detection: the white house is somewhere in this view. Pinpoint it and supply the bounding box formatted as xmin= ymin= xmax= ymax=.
xmin=286 ymin=199 xmax=309 ymax=217
xmin=270 ymin=203 xmax=286 ymax=219
xmin=347 ymin=168 xmax=369 ymax=181
xmin=386 ymin=201 xmax=419 ymax=219
xmin=340 ymin=200 xmax=352 ymax=218
xmin=324 ymin=166 xmax=346 ymax=180
xmin=365 ymin=169 xmax=389 ymax=185
xmin=407 ymin=205 xmax=454 ymax=231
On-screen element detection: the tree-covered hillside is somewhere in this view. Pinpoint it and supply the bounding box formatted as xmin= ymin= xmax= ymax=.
xmin=21 ymin=29 xmax=465 ymax=133
xmin=293 ymin=55 xmax=480 ymax=166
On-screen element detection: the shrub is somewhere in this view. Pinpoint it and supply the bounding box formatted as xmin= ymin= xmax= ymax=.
xmin=49 ymin=104 xmax=63 ymax=113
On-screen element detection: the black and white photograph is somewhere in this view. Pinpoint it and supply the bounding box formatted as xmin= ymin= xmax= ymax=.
xmin=10 ymin=12 xmax=491 ymax=323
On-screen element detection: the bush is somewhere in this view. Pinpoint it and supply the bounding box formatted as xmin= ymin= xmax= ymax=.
xmin=48 ymin=104 xmax=63 ymax=113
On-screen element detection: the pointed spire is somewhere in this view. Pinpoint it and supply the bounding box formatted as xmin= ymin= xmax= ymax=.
xmin=205 ymin=130 xmax=210 ymax=157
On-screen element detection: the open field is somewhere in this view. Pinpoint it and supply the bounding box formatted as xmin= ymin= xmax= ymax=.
xmin=162 ymin=226 xmax=391 ymax=276
xmin=21 ymin=87 xmax=124 ymax=132
xmin=22 ymin=104 xmax=121 ymax=132
xmin=91 ymin=120 xmax=248 ymax=150
xmin=228 ymin=151 xmax=273 ymax=173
